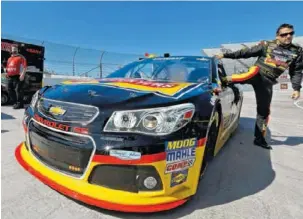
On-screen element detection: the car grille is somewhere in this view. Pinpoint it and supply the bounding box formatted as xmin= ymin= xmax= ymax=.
xmin=37 ymin=98 xmax=99 ymax=123
xmin=88 ymin=165 xmax=163 ymax=193
xmin=28 ymin=120 xmax=95 ymax=177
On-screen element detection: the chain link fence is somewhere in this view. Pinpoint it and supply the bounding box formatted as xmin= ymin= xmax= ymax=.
xmin=1 ymin=33 xmax=142 ymax=78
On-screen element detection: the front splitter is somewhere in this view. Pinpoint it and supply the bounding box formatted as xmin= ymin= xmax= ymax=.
xmin=14 ymin=143 xmax=188 ymax=213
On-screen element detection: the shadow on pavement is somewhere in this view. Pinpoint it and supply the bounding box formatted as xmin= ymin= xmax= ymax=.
xmin=1 ymin=130 xmax=9 ymax=134
xmin=1 ymin=112 xmax=16 ymax=120
xmin=269 ymin=135 xmax=303 ymax=147
xmin=63 ymin=117 xmax=276 ymax=219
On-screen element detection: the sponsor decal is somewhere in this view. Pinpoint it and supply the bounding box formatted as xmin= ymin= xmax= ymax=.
xmin=166 ymin=138 xmax=197 ymax=150
xmin=153 ymin=57 xmax=184 ymax=60
xmin=61 ymin=78 xmax=195 ymax=97
xmin=102 ymin=78 xmax=195 ymax=97
xmin=109 ymin=150 xmax=141 ymax=160
xmin=165 ymin=159 xmax=195 ymax=173
xmin=264 ymin=58 xmax=288 ymax=68
xmin=170 ymin=169 xmax=188 ymax=187
xmin=26 ymin=48 xmax=42 ymax=55
xmin=100 ymin=136 xmax=125 ymax=142
xmin=102 ymin=78 xmax=178 ymax=88
xmin=165 ymin=138 xmax=197 ymax=174
xmin=1 ymin=42 xmax=14 ymax=52
xmin=33 ymin=114 xmax=89 ymax=134
xmin=280 ymin=83 xmax=288 ymax=90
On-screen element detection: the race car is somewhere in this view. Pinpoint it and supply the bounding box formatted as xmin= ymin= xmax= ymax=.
xmin=15 ymin=55 xmax=244 ymax=213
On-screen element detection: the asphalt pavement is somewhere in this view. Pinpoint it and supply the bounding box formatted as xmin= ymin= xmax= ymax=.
xmin=2 ymin=90 xmax=303 ymax=219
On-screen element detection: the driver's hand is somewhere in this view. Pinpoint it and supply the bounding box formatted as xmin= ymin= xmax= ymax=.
xmin=291 ymin=90 xmax=300 ymax=100
xmin=214 ymin=54 xmax=224 ymax=59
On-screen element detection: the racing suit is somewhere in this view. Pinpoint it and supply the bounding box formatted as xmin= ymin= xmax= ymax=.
xmin=222 ymin=40 xmax=303 ymax=146
xmin=6 ymin=54 xmax=27 ymax=107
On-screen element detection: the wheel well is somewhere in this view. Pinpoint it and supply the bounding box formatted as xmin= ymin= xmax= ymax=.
xmin=206 ymin=101 xmax=222 ymax=157
xmin=215 ymin=101 xmax=222 ymax=124
xmin=199 ymin=101 xmax=222 ymax=176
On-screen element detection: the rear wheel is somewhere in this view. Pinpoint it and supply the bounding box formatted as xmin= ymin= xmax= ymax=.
xmin=199 ymin=111 xmax=220 ymax=180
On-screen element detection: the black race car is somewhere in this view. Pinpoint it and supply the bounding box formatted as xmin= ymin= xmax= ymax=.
xmin=16 ymin=55 xmax=243 ymax=213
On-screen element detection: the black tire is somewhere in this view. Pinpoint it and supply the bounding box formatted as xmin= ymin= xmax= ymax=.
xmin=2 ymin=92 xmax=9 ymax=105
xmin=199 ymin=110 xmax=220 ymax=180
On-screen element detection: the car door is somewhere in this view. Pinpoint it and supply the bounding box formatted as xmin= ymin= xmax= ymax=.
xmin=216 ymin=63 xmax=235 ymax=132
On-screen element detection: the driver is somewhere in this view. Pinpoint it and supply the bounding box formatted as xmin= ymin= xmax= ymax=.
xmin=215 ymin=23 xmax=303 ymax=150
xmin=167 ymin=63 xmax=189 ymax=82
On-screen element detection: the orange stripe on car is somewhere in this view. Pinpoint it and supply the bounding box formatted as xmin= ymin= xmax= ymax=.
xmin=93 ymin=137 xmax=206 ymax=164
xmin=231 ymin=66 xmax=260 ymax=82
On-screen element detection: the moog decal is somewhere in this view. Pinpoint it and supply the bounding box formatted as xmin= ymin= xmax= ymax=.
xmin=165 ymin=138 xmax=197 ymax=174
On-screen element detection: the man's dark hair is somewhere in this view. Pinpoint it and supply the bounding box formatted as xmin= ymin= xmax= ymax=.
xmin=276 ymin=23 xmax=294 ymax=35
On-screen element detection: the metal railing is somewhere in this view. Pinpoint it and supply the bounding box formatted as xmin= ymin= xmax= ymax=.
xmin=1 ymin=33 xmax=142 ymax=78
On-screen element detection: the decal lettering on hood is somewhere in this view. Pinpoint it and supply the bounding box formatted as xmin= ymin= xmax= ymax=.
xmin=61 ymin=78 xmax=198 ymax=97
xmin=102 ymin=79 xmax=195 ymax=97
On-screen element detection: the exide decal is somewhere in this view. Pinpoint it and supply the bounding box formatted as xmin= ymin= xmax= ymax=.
xmin=34 ymin=114 xmax=88 ymax=134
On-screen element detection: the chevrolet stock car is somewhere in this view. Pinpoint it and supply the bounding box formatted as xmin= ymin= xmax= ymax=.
xmin=15 ymin=55 xmax=244 ymax=213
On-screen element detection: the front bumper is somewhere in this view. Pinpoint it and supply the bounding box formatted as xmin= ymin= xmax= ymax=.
xmin=15 ymin=137 xmax=206 ymax=212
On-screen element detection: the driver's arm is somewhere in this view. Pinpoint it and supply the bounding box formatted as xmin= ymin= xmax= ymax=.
xmin=289 ymin=48 xmax=303 ymax=92
xmin=223 ymin=43 xmax=265 ymax=59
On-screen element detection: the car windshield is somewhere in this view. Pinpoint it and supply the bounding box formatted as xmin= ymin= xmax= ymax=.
xmin=106 ymin=56 xmax=211 ymax=83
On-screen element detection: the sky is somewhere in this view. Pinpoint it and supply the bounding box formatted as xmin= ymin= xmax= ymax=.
xmin=2 ymin=1 xmax=303 ymax=76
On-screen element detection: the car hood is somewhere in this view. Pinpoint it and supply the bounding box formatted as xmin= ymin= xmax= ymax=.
xmin=40 ymin=78 xmax=211 ymax=109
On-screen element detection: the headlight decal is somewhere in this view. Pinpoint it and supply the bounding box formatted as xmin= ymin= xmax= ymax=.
xmin=30 ymin=90 xmax=40 ymax=109
xmin=103 ymin=103 xmax=195 ymax=136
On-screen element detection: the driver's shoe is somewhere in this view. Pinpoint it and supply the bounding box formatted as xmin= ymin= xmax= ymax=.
xmin=254 ymin=138 xmax=272 ymax=150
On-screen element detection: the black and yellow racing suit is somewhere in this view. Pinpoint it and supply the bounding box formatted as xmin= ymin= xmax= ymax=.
xmin=222 ymin=40 xmax=303 ymax=143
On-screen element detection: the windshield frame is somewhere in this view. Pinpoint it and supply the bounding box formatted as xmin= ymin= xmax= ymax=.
xmin=105 ymin=56 xmax=212 ymax=84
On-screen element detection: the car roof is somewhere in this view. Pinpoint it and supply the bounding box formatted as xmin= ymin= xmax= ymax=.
xmin=150 ymin=55 xmax=213 ymax=60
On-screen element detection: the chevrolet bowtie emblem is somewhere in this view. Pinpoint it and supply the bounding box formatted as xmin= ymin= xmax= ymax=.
xmin=49 ymin=106 xmax=66 ymax=116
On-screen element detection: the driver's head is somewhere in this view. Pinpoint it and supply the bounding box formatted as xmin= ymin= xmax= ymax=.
xmin=11 ymin=44 xmax=18 ymax=55
xmin=167 ymin=63 xmax=188 ymax=81
xmin=276 ymin=23 xmax=295 ymax=46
